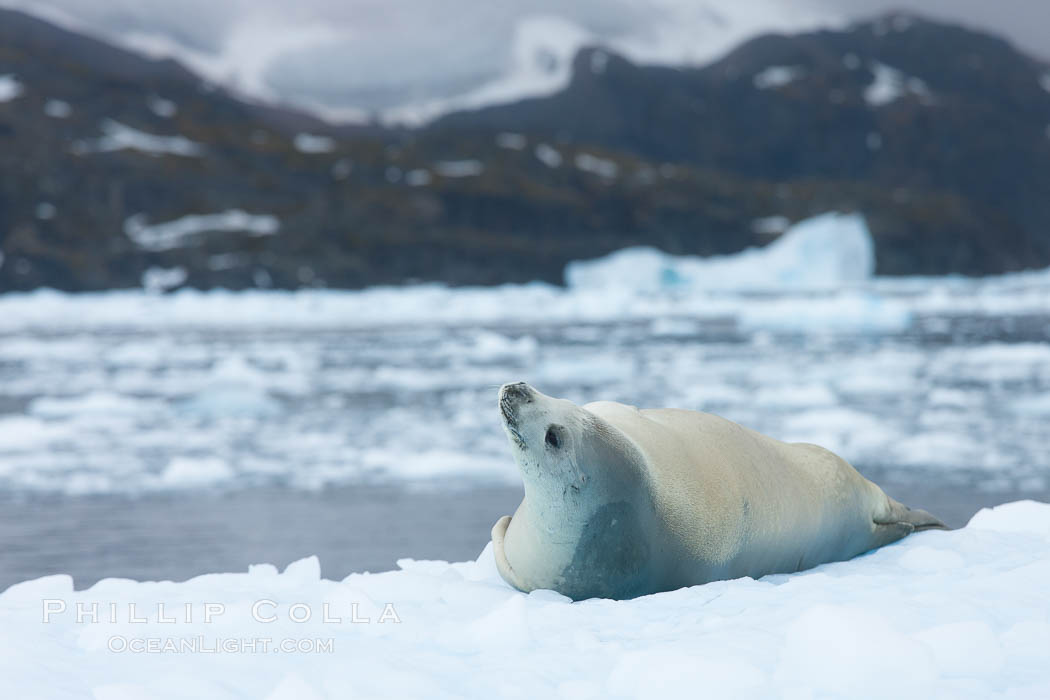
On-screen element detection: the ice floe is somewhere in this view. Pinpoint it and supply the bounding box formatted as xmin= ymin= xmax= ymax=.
xmin=0 ymin=212 xmax=1048 ymax=494
xmin=1 ymin=501 xmax=1048 ymax=698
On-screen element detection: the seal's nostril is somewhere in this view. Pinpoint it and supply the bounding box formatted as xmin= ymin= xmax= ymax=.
xmin=501 ymin=382 xmax=532 ymax=404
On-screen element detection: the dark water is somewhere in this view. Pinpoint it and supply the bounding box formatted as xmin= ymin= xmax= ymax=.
xmin=1 ymin=479 xmax=1044 ymax=591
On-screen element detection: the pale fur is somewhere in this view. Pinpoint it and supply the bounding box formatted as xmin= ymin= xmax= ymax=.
xmin=493 ymin=384 xmax=943 ymax=600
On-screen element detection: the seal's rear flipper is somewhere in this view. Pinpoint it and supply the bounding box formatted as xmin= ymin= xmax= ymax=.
xmin=872 ymin=498 xmax=949 ymax=547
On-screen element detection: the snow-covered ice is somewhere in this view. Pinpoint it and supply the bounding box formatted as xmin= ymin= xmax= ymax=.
xmin=2 ymin=501 xmax=1048 ymax=698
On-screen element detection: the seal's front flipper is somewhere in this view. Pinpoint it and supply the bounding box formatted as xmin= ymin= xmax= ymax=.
xmin=872 ymin=498 xmax=949 ymax=547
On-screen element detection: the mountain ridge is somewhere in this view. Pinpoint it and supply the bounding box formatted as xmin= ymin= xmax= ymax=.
xmin=1 ymin=8 xmax=1048 ymax=291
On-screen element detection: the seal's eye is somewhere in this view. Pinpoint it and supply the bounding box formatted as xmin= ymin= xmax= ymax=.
xmin=545 ymin=426 xmax=561 ymax=449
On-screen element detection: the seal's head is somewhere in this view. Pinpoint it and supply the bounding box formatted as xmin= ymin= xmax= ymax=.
xmin=498 ymin=382 xmax=643 ymax=509
xmin=495 ymin=382 xmax=654 ymax=599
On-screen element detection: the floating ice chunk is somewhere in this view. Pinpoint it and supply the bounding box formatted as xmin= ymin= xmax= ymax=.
xmin=891 ymin=431 xmax=986 ymax=469
xmin=175 ymin=355 xmax=286 ymax=419
xmin=1011 ymin=393 xmax=1050 ymax=415
xmin=0 ymin=74 xmax=23 ymax=102
xmin=35 ymin=202 xmax=56 ymax=220
xmin=753 ymin=65 xmax=805 ymax=89
xmin=574 ymin=152 xmax=618 ymax=179
xmin=71 ymin=120 xmax=204 ymax=157
xmin=468 ymin=330 xmax=538 ymax=361
xmin=159 ymin=456 xmax=233 ymax=486
xmin=293 ymin=133 xmax=336 ymax=153
xmin=434 ymin=160 xmax=484 ymax=177
xmin=1040 ymin=73 xmax=1050 ymax=93
xmin=534 ymin=143 xmax=562 ymax=168
xmin=754 ymin=383 xmax=837 ymax=407
xmin=43 ymin=99 xmax=71 ymax=118
xmin=566 ymin=212 xmax=875 ymax=292
xmin=739 ymin=294 xmax=912 ymax=333
xmin=125 ymin=210 xmax=279 ymax=251
xmin=29 ymin=392 xmax=161 ymax=418
xmin=142 ymin=266 xmax=188 ymax=292
xmin=648 ymin=317 xmax=701 ymax=337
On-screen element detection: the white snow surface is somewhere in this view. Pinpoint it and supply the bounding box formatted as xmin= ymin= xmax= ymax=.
xmin=2 ymin=500 xmax=1049 ymax=698
xmin=124 ymin=210 xmax=280 ymax=251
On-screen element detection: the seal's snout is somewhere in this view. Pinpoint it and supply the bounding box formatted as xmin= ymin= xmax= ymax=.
xmin=499 ymin=382 xmax=534 ymax=446
xmin=500 ymin=382 xmax=533 ymax=406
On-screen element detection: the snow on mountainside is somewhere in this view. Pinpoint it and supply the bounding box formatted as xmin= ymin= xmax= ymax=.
xmin=0 ymin=0 xmax=840 ymax=125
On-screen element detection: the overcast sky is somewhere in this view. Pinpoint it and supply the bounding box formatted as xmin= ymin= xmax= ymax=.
xmin=3 ymin=0 xmax=1046 ymax=122
xmin=820 ymin=0 xmax=1048 ymax=59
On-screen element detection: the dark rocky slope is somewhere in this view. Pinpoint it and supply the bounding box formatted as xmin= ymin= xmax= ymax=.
xmin=1 ymin=9 xmax=1048 ymax=291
